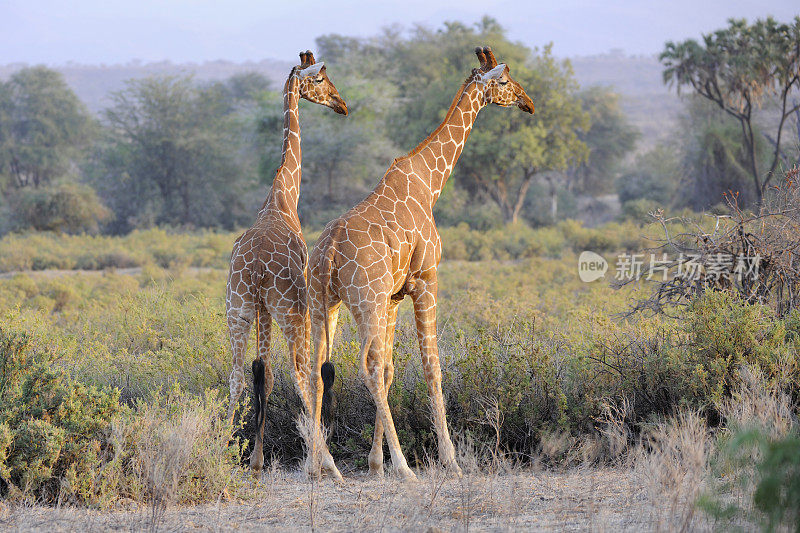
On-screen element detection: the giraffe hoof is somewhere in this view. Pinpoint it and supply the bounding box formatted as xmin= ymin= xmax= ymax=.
xmin=322 ymin=464 xmax=344 ymax=482
xmin=395 ymin=465 xmax=418 ymax=482
xmin=322 ymin=455 xmax=344 ymax=482
xmin=368 ymin=461 xmax=384 ymax=478
xmin=302 ymin=458 xmax=321 ymax=481
xmin=304 ymin=469 xmax=322 ymax=482
xmin=250 ymin=455 xmax=264 ymax=474
xmin=448 ymin=462 xmax=463 ymax=479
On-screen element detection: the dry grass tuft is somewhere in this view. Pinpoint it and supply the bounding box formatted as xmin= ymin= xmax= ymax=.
xmin=718 ymin=365 xmax=796 ymax=439
xmin=133 ymin=403 xmax=202 ymax=530
xmin=634 ymin=409 xmax=711 ymax=532
xmin=109 ymin=388 xmax=245 ymax=530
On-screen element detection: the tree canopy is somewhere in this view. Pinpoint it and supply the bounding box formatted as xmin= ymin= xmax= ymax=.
xmin=568 ymin=86 xmax=639 ymax=196
xmin=91 ymin=76 xmax=254 ymax=233
xmin=0 ymin=66 xmax=93 ymax=190
xmin=661 ymin=16 xmax=800 ymax=205
xmin=0 ymin=19 xmax=649 ymax=234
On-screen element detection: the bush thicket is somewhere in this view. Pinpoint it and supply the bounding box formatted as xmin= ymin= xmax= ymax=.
xmin=0 ymin=325 xmax=244 ymax=506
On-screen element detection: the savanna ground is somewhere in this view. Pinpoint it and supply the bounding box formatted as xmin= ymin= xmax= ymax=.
xmin=2 ymin=467 xmax=665 ymax=532
xmin=1 ymin=219 xmax=798 ymax=531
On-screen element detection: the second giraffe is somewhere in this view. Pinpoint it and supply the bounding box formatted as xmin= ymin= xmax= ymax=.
xmin=226 ymin=51 xmax=347 ymax=476
xmin=306 ymin=46 xmax=534 ymax=480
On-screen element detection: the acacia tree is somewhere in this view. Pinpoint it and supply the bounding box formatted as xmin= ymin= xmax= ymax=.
xmin=302 ymin=83 xmax=396 ymax=201
xmin=313 ymin=20 xmax=599 ymax=225
xmin=677 ymin=97 xmax=770 ymax=210
xmin=661 ymin=17 xmax=800 ymax=205
xmin=0 ymin=66 xmax=92 ymax=190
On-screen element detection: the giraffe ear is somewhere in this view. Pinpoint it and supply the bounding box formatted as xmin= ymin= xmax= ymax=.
xmin=482 ymin=63 xmax=507 ymax=80
xmin=299 ymin=62 xmax=324 ymax=77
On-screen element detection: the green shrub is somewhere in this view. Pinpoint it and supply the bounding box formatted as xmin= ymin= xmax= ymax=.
xmin=0 ymin=327 xmax=126 ymax=503
xmin=621 ymin=198 xmax=660 ymax=223
xmin=688 ymin=291 xmax=790 ymax=405
xmin=0 ymin=228 xmax=243 ymax=272
xmin=702 ymin=428 xmax=800 ymax=532
xmin=0 ymin=221 xmax=662 ymax=273
xmin=5 ymin=183 xmax=110 ymax=234
xmin=616 ymin=145 xmax=680 ymax=206
xmin=1 ymin=236 xmax=798 ymax=482
xmin=753 ymin=434 xmax=800 ymax=531
xmin=0 ymin=324 xmax=244 ymax=507
xmin=617 ymin=170 xmax=674 ymax=205
xmin=437 ymin=220 xmax=648 ymax=261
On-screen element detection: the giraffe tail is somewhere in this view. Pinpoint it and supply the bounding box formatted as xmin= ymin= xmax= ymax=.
xmin=321 ymin=359 xmax=335 ymax=426
xmin=319 ymin=247 xmax=336 ymax=426
xmin=251 ymin=294 xmax=268 ymax=470
xmin=252 ymin=357 xmax=266 ymax=436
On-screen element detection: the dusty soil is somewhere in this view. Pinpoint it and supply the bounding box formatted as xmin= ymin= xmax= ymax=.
xmin=0 ymin=466 xmax=675 ymax=532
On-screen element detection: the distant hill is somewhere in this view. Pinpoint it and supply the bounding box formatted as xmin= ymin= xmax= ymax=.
xmin=0 ymin=58 xmax=293 ymax=114
xmin=570 ymin=52 xmax=683 ymax=152
xmin=1 ymin=53 xmax=683 ymax=152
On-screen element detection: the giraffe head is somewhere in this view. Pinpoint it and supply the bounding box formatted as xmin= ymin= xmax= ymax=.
xmin=473 ymin=46 xmax=534 ymax=114
xmin=294 ymin=50 xmax=348 ymax=115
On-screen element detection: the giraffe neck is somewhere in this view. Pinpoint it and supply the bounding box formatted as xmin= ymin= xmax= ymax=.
xmin=263 ymin=71 xmax=302 ymax=218
xmin=406 ymin=79 xmax=485 ymax=204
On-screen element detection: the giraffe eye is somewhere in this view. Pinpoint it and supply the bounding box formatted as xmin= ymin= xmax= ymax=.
xmin=313 ymin=77 xmax=323 ymax=84
xmin=498 ymin=80 xmax=509 ymax=86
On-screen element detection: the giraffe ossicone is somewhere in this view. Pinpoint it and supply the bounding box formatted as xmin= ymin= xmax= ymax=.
xmin=306 ymin=45 xmax=534 ymax=481
xmin=225 ymin=50 xmax=346 ymax=479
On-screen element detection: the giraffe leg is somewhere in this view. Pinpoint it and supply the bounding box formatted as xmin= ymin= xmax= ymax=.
xmin=227 ymin=297 xmax=256 ymax=423
xmin=308 ymin=299 xmax=343 ymax=481
xmin=250 ymin=303 xmax=273 ymax=475
xmin=368 ymin=300 xmax=400 ymax=476
xmin=411 ymin=276 xmax=462 ymax=478
xmin=276 ymin=310 xmax=313 ymax=414
xmin=357 ymin=305 xmax=416 ymax=482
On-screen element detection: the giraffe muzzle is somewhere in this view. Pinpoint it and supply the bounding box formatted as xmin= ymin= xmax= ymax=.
xmin=331 ymin=97 xmax=348 ymax=116
xmin=518 ymin=95 xmax=535 ymax=114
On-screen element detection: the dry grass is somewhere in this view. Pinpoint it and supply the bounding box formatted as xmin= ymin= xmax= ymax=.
xmin=633 ymin=410 xmax=711 ymax=532
xmin=0 ymin=466 xmax=655 ymax=532
xmin=718 ymin=366 xmax=796 ymax=440
xmin=2 ymin=367 xmax=795 ymax=533
xmin=1 ymin=338 xmax=794 ymax=532
xmin=133 ymin=403 xmax=208 ymax=530
xmin=0 ymin=407 xmax=708 ymax=532
xmin=83 ymin=388 xmax=246 ymax=530
xmin=700 ymin=367 xmax=799 ymax=530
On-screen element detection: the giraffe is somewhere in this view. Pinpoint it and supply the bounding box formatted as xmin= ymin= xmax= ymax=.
xmin=226 ymin=50 xmax=347 ymax=475
xmin=305 ymin=46 xmax=534 ymax=481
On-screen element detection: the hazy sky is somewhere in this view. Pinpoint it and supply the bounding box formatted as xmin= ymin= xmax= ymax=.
xmin=2 ymin=0 xmax=797 ymax=65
